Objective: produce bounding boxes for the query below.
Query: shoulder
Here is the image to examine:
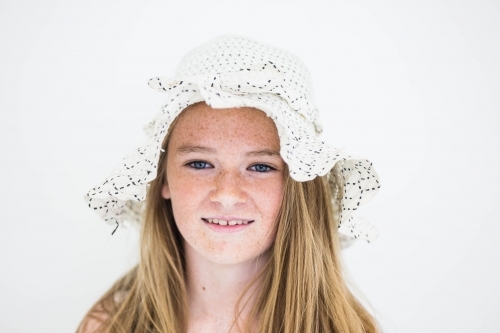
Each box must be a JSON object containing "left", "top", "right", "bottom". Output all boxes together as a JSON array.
[
  {"left": 76, "top": 290, "right": 129, "bottom": 333},
  {"left": 76, "top": 305, "right": 110, "bottom": 333}
]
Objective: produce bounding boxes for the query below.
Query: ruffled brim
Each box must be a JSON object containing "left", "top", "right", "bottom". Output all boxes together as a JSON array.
[{"left": 84, "top": 80, "right": 380, "bottom": 244}]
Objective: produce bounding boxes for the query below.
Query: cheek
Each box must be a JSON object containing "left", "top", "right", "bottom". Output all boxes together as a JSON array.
[
  {"left": 166, "top": 174, "right": 202, "bottom": 229},
  {"left": 264, "top": 179, "right": 285, "bottom": 234},
  {"left": 247, "top": 178, "right": 284, "bottom": 249},
  {"left": 255, "top": 179, "right": 285, "bottom": 220},
  {"left": 167, "top": 166, "right": 203, "bottom": 206}
]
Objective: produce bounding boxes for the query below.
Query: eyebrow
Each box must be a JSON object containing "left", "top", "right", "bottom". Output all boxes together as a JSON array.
[
  {"left": 176, "top": 145, "right": 280, "bottom": 157},
  {"left": 244, "top": 149, "right": 280, "bottom": 157},
  {"left": 177, "top": 145, "right": 217, "bottom": 155}
]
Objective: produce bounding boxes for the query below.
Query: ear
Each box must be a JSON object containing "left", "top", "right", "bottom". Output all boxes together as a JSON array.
[{"left": 161, "top": 182, "right": 171, "bottom": 199}]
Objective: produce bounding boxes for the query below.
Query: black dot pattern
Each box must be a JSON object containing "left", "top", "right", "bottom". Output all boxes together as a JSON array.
[
  {"left": 336, "top": 159, "right": 380, "bottom": 241},
  {"left": 84, "top": 35, "right": 381, "bottom": 243}
]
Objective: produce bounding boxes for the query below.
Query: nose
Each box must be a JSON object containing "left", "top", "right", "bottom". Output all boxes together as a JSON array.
[{"left": 209, "top": 170, "right": 247, "bottom": 208}]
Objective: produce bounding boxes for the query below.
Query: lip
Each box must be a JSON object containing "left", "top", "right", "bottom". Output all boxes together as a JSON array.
[
  {"left": 201, "top": 217, "right": 254, "bottom": 233},
  {"left": 205, "top": 216, "right": 254, "bottom": 222}
]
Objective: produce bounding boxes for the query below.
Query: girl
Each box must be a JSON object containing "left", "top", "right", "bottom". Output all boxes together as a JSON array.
[{"left": 78, "top": 35, "right": 381, "bottom": 333}]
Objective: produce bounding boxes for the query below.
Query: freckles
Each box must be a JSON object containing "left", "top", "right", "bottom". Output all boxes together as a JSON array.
[
  {"left": 204, "top": 237, "right": 229, "bottom": 255},
  {"left": 165, "top": 104, "right": 285, "bottom": 265},
  {"left": 255, "top": 184, "right": 284, "bottom": 214}
]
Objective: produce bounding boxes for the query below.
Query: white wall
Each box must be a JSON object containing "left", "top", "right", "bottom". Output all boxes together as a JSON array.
[{"left": 0, "top": 0, "right": 499, "bottom": 332}]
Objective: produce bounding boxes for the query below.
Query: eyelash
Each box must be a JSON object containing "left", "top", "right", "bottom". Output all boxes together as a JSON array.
[
  {"left": 188, "top": 161, "right": 212, "bottom": 169},
  {"left": 187, "top": 161, "right": 275, "bottom": 173},
  {"left": 249, "top": 164, "right": 274, "bottom": 173}
]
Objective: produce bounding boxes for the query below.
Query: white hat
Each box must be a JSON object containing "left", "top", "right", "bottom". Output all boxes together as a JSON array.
[{"left": 85, "top": 35, "right": 381, "bottom": 243}]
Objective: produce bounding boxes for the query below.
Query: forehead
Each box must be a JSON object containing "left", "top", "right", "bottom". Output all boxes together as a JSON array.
[{"left": 168, "top": 102, "right": 280, "bottom": 149}]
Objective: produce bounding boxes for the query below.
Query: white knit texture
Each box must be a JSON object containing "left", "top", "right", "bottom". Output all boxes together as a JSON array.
[{"left": 85, "top": 35, "right": 381, "bottom": 243}]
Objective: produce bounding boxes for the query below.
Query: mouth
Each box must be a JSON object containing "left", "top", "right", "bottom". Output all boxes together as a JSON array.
[{"left": 202, "top": 218, "right": 255, "bottom": 226}]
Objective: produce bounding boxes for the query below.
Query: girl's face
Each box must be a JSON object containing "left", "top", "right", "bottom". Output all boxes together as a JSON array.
[{"left": 162, "top": 102, "right": 285, "bottom": 265}]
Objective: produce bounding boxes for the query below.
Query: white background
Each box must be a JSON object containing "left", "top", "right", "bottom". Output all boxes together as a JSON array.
[{"left": 1, "top": 0, "right": 499, "bottom": 332}]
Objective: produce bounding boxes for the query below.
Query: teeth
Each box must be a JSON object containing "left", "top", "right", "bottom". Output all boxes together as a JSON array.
[{"left": 205, "top": 218, "right": 251, "bottom": 225}]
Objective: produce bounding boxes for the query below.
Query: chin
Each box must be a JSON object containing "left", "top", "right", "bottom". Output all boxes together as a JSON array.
[
  {"left": 202, "top": 252, "right": 263, "bottom": 266},
  {"left": 197, "top": 246, "right": 273, "bottom": 266}
]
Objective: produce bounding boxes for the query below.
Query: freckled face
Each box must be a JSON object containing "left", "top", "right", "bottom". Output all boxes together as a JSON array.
[{"left": 161, "top": 102, "right": 285, "bottom": 265}]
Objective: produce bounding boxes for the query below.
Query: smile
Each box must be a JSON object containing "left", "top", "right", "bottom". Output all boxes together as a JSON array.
[{"left": 202, "top": 218, "right": 254, "bottom": 226}]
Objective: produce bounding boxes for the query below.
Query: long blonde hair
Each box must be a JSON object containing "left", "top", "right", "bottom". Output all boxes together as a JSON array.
[{"left": 78, "top": 111, "right": 380, "bottom": 333}]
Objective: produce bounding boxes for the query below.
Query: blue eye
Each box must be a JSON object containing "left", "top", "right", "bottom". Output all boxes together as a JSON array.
[
  {"left": 250, "top": 164, "right": 274, "bottom": 173},
  {"left": 189, "top": 161, "right": 211, "bottom": 169}
]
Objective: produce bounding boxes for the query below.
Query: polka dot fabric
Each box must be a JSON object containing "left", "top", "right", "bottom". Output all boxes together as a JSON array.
[{"left": 85, "top": 35, "right": 381, "bottom": 243}]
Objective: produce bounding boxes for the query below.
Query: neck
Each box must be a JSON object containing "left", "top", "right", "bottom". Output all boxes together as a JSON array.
[{"left": 184, "top": 242, "right": 269, "bottom": 332}]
